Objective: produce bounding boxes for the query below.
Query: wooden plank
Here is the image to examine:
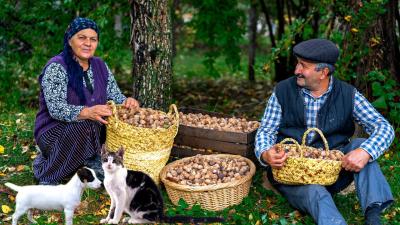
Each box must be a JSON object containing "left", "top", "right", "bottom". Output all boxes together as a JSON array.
[
  {"left": 177, "top": 125, "right": 256, "bottom": 144},
  {"left": 171, "top": 146, "right": 215, "bottom": 158},
  {"left": 171, "top": 145, "right": 257, "bottom": 160},
  {"left": 174, "top": 135, "right": 253, "bottom": 156}
]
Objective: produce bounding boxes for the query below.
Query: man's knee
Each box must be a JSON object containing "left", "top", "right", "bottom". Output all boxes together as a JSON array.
[{"left": 304, "top": 185, "right": 331, "bottom": 201}]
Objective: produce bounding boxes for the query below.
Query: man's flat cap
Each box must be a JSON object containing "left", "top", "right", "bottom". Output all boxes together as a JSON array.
[{"left": 293, "top": 39, "right": 339, "bottom": 64}]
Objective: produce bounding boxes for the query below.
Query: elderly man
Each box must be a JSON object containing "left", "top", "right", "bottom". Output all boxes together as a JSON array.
[{"left": 255, "top": 39, "right": 394, "bottom": 225}]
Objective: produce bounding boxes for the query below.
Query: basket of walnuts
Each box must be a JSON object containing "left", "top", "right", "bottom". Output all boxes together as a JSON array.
[
  {"left": 272, "top": 127, "right": 344, "bottom": 185},
  {"left": 160, "top": 154, "right": 256, "bottom": 211},
  {"left": 106, "top": 101, "right": 179, "bottom": 183}
]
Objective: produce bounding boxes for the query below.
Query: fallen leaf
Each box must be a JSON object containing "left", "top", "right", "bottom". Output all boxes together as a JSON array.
[
  {"left": 3, "top": 216, "right": 12, "bottom": 221},
  {"left": 269, "top": 211, "right": 279, "bottom": 220},
  {"left": 30, "top": 153, "right": 37, "bottom": 159},
  {"left": 16, "top": 165, "right": 25, "bottom": 172},
  {"left": 21, "top": 145, "right": 29, "bottom": 154},
  {"left": 249, "top": 213, "right": 253, "bottom": 221},
  {"left": 351, "top": 28, "right": 359, "bottom": 33},
  {"left": 8, "top": 167, "right": 16, "bottom": 172},
  {"left": 2, "top": 205, "right": 12, "bottom": 214},
  {"left": 0, "top": 145, "right": 4, "bottom": 154},
  {"left": 0, "top": 172, "right": 6, "bottom": 177},
  {"left": 344, "top": 15, "right": 352, "bottom": 22},
  {"left": 8, "top": 195, "right": 15, "bottom": 202}
]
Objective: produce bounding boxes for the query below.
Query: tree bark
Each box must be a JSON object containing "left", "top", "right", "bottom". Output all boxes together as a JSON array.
[
  {"left": 129, "top": 0, "right": 172, "bottom": 110},
  {"left": 259, "top": 0, "right": 276, "bottom": 47},
  {"left": 275, "top": 0, "right": 289, "bottom": 82},
  {"left": 248, "top": 1, "right": 257, "bottom": 82}
]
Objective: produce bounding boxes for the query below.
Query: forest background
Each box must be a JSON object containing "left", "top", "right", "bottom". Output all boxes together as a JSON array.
[{"left": 0, "top": 0, "right": 399, "bottom": 224}]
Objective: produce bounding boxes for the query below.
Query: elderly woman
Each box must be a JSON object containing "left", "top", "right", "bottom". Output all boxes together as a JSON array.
[{"left": 33, "top": 17, "right": 138, "bottom": 185}]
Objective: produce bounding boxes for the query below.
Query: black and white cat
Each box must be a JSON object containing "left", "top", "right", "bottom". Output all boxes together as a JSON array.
[{"left": 100, "top": 146, "right": 225, "bottom": 224}]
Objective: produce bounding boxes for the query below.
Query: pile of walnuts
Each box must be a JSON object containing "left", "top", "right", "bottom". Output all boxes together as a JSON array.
[
  {"left": 117, "top": 107, "right": 174, "bottom": 129},
  {"left": 277, "top": 144, "right": 344, "bottom": 161},
  {"left": 166, "top": 155, "right": 251, "bottom": 186},
  {"left": 179, "top": 112, "right": 260, "bottom": 133}
]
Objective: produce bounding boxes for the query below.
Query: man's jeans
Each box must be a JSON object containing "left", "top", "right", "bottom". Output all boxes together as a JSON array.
[{"left": 267, "top": 138, "right": 394, "bottom": 225}]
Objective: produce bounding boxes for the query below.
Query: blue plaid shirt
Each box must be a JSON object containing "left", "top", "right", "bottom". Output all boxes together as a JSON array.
[{"left": 255, "top": 77, "right": 395, "bottom": 166}]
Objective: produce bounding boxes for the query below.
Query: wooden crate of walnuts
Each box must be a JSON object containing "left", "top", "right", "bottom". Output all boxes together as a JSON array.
[{"left": 172, "top": 108, "right": 260, "bottom": 158}]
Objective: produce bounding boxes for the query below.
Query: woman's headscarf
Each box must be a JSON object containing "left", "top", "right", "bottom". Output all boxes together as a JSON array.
[{"left": 62, "top": 17, "right": 100, "bottom": 105}]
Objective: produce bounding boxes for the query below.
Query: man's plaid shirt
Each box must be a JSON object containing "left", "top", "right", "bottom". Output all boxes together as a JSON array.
[{"left": 255, "top": 78, "right": 395, "bottom": 166}]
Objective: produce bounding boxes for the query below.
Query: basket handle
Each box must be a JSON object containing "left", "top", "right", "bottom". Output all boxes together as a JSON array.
[
  {"left": 278, "top": 138, "right": 303, "bottom": 157},
  {"left": 301, "top": 127, "right": 329, "bottom": 153},
  {"left": 168, "top": 104, "right": 179, "bottom": 122},
  {"left": 107, "top": 100, "right": 119, "bottom": 121}
]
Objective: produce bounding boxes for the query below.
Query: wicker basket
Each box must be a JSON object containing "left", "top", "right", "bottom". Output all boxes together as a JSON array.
[
  {"left": 106, "top": 101, "right": 179, "bottom": 183},
  {"left": 160, "top": 154, "right": 256, "bottom": 211},
  {"left": 272, "top": 128, "right": 343, "bottom": 185}
]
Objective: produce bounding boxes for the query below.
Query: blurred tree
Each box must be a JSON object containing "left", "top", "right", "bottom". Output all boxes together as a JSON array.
[
  {"left": 189, "top": 0, "right": 245, "bottom": 77},
  {"left": 248, "top": 0, "right": 258, "bottom": 82},
  {"left": 129, "top": 0, "right": 172, "bottom": 110}
]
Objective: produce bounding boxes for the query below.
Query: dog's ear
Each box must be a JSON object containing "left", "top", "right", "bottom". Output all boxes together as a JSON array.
[
  {"left": 117, "top": 146, "right": 124, "bottom": 158},
  {"left": 101, "top": 144, "right": 107, "bottom": 156},
  {"left": 77, "top": 167, "right": 94, "bottom": 183}
]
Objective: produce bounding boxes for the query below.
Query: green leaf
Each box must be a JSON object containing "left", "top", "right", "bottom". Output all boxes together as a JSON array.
[
  {"left": 371, "top": 82, "right": 384, "bottom": 97},
  {"left": 279, "top": 218, "right": 289, "bottom": 225},
  {"left": 372, "top": 96, "right": 388, "bottom": 109},
  {"left": 177, "top": 198, "right": 189, "bottom": 209}
]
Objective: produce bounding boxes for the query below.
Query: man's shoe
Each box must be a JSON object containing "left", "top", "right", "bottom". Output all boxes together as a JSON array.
[{"left": 365, "top": 203, "right": 382, "bottom": 225}]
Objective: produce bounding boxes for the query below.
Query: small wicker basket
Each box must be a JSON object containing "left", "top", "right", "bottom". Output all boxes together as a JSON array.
[
  {"left": 160, "top": 154, "right": 256, "bottom": 211},
  {"left": 272, "top": 128, "right": 343, "bottom": 185},
  {"left": 106, "top": 101, "right": 179, "bottom": 184}
]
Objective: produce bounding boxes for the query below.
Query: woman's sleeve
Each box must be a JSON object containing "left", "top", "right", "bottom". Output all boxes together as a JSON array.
[{"left": 41, "top": 63, "right": 84, "bottom": 122}]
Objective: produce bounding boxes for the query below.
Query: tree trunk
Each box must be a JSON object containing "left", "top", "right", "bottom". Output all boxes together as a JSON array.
[
  {"left": 259, "top": 0, "right": 276, "bottom": 47},
  {"left": 275, "top": 0, "right": 289, "bottom": 82},
  {"left": 171, "top": 0, "right": 181, "bottom": 58},
  {"left": 129, "top": 0, "right": 172, "bottom": 110},
  {"left": 248, "top": 1, "right": 257, "bottom": 82}
]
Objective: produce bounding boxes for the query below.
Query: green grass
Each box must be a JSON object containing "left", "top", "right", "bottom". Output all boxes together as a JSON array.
[{"left": 0, "top": 107, "right": 399, "bottom": 225}]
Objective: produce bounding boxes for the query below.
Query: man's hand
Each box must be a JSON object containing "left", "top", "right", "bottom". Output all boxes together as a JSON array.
[
  {"left": 123, "top": 97, "right": 139, "bottom": 109},
  {"left": 261, "top": 145, "right": 288, "bottom": 169},
  {"left": 79, "top": 105, "right": 112, "bottom": 124},
  {"left": 342, "top": 148, "right": 371, "bottom": 172}
]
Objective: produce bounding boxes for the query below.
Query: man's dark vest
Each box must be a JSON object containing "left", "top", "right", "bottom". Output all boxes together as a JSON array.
[
  {"left": 275, "top": 76, "right": 356, "bottom": 149},
  {"left": 34, "top": 54, "right": 108, "bottom": 141}
]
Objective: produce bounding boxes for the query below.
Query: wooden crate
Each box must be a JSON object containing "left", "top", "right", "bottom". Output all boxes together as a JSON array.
[{"left": 172, "top": 107, "right": 257, "bottom": 158}]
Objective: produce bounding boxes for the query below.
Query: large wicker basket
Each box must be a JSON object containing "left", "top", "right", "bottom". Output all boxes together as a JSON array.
[
  {"left": 160, "top": 154, "right": 256, "bottom": 211},
  {"left": 106, "top": 101, "right": 179, "bottom": 183},
  {"left": 272, "top": 128, "right": 343, "bottom": 185}
]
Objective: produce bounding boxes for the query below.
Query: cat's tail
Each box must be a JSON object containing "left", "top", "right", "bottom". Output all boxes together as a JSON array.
[
  {"left": 5, "top": 182, "right": 22, "bottom": 192},
  {"left": 160, "top": 215, "right": 225, "bottom": 223}
]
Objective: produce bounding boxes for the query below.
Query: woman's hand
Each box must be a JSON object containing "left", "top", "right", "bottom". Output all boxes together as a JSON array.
[
  {"left": 123, "top": 97, "right": 139, "bottom": 109},
  {"left": 78, "top": 105, "right": 112, "bottom": 124},
  {"left": 261, "top": 145, "right": 288, "bottom": 169}
]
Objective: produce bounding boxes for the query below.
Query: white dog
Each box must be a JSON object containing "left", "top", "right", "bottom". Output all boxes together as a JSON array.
[{"left": 5, "top": 167, "right": 102, "bottom": 225}]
